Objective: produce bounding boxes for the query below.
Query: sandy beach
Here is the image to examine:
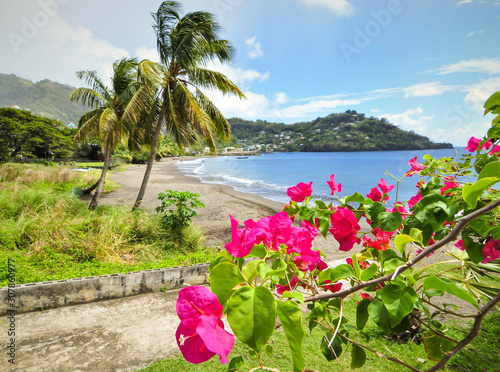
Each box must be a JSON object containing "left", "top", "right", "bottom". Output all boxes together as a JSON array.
[{"left": 99, "top": 157, "right": 348, "bottom": 259}]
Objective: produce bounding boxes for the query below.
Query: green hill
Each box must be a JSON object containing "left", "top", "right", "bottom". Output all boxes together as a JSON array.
[
  {"left": 0, "top": 73, "right": 87, "bottom": 125},
  {"left": 228, "top": 110, "right": 452, "bottom": 152}
]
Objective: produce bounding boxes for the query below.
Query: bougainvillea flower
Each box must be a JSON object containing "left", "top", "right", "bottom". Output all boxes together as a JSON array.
[
  {"left": 276, "top": 276, "right": 299, "bottom": 295},
  {"left": 329, "top": 207, "right": 361, "bottom": 251},
  {"left": 465, "top": 137, "right": 481, "bottom": 152},
  {"left": 455, "top": 240, "right": 465, "bottom": 250},
  {"left": 441, "top": 177, "right": 461, "bottom": 196},
  {"left": 176, "top": 286, "right": 234, "bottom": 364},
  {"left": 491, "top": 145, "right": 500, "bottom": 155},
  {"left": 322, "top": 280, "right": 342, "bottom": 293},
  {"left": 225, "top": 215, "right": 264, "bottom": 257},
  {"left": 377, "top": 178, "right": 395, "bottom": 194},
  {"left": 346, "top": 257, "right": 370, "bottom": 270},
  {"left": 257, "top": 211, "right": 293, "bottom": 251},
  {"left": 405, "top": 157, "right": 425, "bottom": 177},
  {"left": 287, "top": 181, "right": 313, "bottom": 202},
  {"left": 360, "top": 292, "right": 374, "bottom": 301},
  {"left": 327, "top": 174, "right": 342, "bottom": 194},
  {"left": 391, "top": 203, "right": 410, "bottom": 219},
  {"left": 482, "top": 139, "right": 493, "bottom": 151},
  {"left": 482, "top": 237, "right": 500, "bottom": 263},
  {"left": 408, "top": 193, "right": 423, "bottom": 209},
  {"left": 367, "top": 187, "right": 384, "bottom": 202},
  {"left": 362, "top": 228, "right": 393, "bottom": 251}
]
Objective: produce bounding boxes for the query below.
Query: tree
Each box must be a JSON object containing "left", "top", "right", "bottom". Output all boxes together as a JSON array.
[
  {"left": 0, "top": 108, "right": 75, "bottom": 161},
  {"left": 131, "top": 1, "right": 245, "bottom": 211},
  {"left": 71, "top": 57, "right": 146, "bottom": 209}
]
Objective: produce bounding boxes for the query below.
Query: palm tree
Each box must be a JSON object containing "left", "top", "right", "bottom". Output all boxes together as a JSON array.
[
  {"left": 131, "top": 1, "right": 245, "bottom": 211},
  {"left": 71, "top": 57, "right": 146, "bottom": 209}
]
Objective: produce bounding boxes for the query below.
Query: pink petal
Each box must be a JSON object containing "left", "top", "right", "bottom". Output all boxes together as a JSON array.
[
  {"left": 176, "top": 286, "right": 223, "bottom": 329},
  {"left": 287, "top": 181, "right": 313, "bottom": 202},
  {"left": 377, "top": 178, "right": 394, "bottom": 194},
  {"left": 327, "top": 174, "right": 342, "bottom": 194},
  {"left": 465, "top": 137, "right": 481, "bottom": 152},
  {"left": 196, "top": 315, "right": 235, "bottom": 364},
  {"left": 367, "top": 187, "right": 383, "bottom": 202},
  {"left": 176, "top": 323, "right": 215, "bottom": 364}
]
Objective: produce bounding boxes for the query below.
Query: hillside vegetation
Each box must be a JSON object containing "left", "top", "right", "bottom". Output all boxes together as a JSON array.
[
  {"left": 228, "top": 110, "right": 452, "bottom": 152},
  {"left": 0, "top": 73, "right": 87, "bottom": 124}
]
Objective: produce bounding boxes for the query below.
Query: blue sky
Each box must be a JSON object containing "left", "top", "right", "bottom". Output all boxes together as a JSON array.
[{"left": 1, "top": 0, "right": 500, "bottom": 145}]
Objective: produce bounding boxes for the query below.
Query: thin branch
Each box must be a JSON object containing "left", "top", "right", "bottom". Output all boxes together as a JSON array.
[
  {"left": 420, "top": 298, "right": 476, "bottom": 319},
  {"left": 339, "top": 334, "right": 422, "bottom": 372},
  {"left": 304, "top": 198, "right": 500, "bottom": 303},
  {"left": 409, "top": 313, "right": 459, "bottom": 343},
  {"left": 425, "top": 290, "right": 500, "bottom": 372}
]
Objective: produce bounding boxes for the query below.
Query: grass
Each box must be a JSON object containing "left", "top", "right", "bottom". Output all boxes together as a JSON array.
[
  {"left": 0, "top": 163, "right": 219, "bottom": 287},
  {"left": 137, "top": 296, "right": 500, "bottom": 372}
]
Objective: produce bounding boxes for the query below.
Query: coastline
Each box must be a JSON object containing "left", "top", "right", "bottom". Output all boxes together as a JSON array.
[{"left": 100, "top": 157, "right": 349, "bottom": 258}]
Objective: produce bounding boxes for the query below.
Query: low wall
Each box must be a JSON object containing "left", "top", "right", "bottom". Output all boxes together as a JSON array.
[{"left": 0, "top": 264, "right": 209, "bottom": 316}]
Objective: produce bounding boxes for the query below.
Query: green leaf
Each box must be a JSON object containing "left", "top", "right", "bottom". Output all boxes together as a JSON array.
[
  {"left": 351, "top": 344, "right": 367, "bottom": 369},
  {"left": 227, "top": 286, "right": 276, "bottom": 353},
  {"left": 242, "top": 260, "right": 264, "bottom": 284},
  {"left": 463, "top": 177, "right": 499, "bottom": 208},
  {"left": 321, "top": 332, "right": 343, "bottom": 361},
  {"left": 209, "top": 250, "right": 234, "bottom": 271},
  {"left": 360, "top": 263, "right": 379, "bottom": 282},
  {"left": 340, "top": 192, "right": 366, "bottom": 205},
  {"left": 367, "top": 300, "right": 392, "bottom": 336},
  {"left": 356, "top": 299, "right": 371, "bottom": 330},
  {"left": 277, "top": 301, "right": 305, "bottom": 372},
  {"left": 394, "top": 234, "right": 417, "bottom": 255},
  {"left": 478, "top": 161, "right": 500, "bottom": 180},
  {"left": 377, "top": 212, "right": 403, "bottom": 232},
  {"left": 209, "top": 262, "right": 246, "bottom": 307},
  {"left": 365, "top": 202, "right": 386, "bottom": 228},
  {"left": 423, "top": 276, "right": 479, "bottom": 309},
  {"left": 423, "top": 330, "right": 457, "bottom": 361},
  {"left": 282, "top": 290, "right": 304, "bottom": 304},
  {"left": 318, "top": 268, "right": 334, "bottom": 284},
  {"left": 227, "top": 355, "right": 246, "bottom": 372},
  {"left": 380, "top": 284, "right": 418, "bottom": 328},
  {"left": 331, "top": 264, "right": 355, "bottom": 282},
  {"left": 248, "top": 244, "right": 267, "bottom": 259},
  {"left": 265, "top": 259, "right": 287, "bottom": 279}
]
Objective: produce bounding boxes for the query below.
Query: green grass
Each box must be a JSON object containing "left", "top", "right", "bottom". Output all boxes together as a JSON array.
[
  {"left": 74, "top": 161, "right": 105, "bottom": 167},
  {"left": 0, "top": 163, "right": 218, "bottom": 287}
]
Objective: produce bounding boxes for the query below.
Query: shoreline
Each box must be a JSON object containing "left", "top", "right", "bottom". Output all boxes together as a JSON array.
[{"left": 100, "top": 158, "right": 348, "bottom": 258}]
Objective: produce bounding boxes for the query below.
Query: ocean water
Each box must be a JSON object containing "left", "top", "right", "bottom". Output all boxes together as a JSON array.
[{"left": 176, "top": 148, "right": 465, "bottom": 205}]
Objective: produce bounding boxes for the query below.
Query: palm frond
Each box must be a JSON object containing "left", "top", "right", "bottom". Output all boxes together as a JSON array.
[
  {"left": 70, "top": 87, "right": 107, "bottom": 109},
  {"left": 74, "top": 70, "right": 111, "bottom": 101}
]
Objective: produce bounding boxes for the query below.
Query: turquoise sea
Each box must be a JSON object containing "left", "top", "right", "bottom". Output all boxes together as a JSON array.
[{"left": 177, "top": 148, "right": 465, "bottom": 206}]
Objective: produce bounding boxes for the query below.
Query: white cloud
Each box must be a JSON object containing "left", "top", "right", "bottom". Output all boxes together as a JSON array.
[
  {"left": 402, "top": 82, "right": 457, "bottom": 98},
  {"left": 462, "top": 76, "right": 500, "bottom": 112},
  {"left": 298, "top": 0, "right": 354, "bottom": 17},
  {"left": 457, "top": 0, "right": 474, "bottom": 5},
  {"left": 433, "top": 57, "right": 500, "bottom": 75},
  {"left": 271, "top": 98, "right": 361, "bottom": 119},
  {"left": 205, "top": 89, "right": 270, "bottom": 119},
  {"left": 206, "top": 62, "right": 270, "bottom": 85},
  {"left": 135, "top": 46, "right": 159, "bottom": 63},
  {"left": 274, "top": 92, "right": 289, "bottom": 104},
  {"left": 381, "top": 107, "right": 435, "bottom": 135},
  {"left": 245, "top": 36, "right": 263, "bottom": 59}
]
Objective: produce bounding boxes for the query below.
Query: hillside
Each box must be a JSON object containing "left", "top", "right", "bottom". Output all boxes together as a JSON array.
[
  {"left": 0, "top": 73, "right": 87, "bottom": 125},
  {"left": 228, "top": 111, "right": 452, "bottom": 152}
]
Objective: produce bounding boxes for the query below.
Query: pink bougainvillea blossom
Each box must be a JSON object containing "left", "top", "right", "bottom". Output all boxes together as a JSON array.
[
  {"left": 482, "top": 139, "right": 493, "bottom": 151},
  {"left": 327, "top": 174, "right": 342, "bottom": 194},
  {"left": 367, "top": 178, "right": 394, "bottom": 202},
  {"left": 329, "top": 207, "right": 361, "bottom": 251},
  {"left": 360, "top": 292, "right": 374, "bottom": 301},
  {"left": 465, "top": 137, "right": 481, "bottom": 152},
  {"left": 362, "top": 228, "right": 394, "bottom": 251},
  {"left": 455, "top": 239, "right": 465, "bottom": 251},
  {"left": 482, "top": 237, "right": 500, "bottom": 263},
  {"left": 257, "top": 211, "right": 293, "bottom": 251},
  {"left": 322, "top": 280, "right": 343, "bottom": 293},
  {"left": 408, "top": 193, "right": 423, "bottom": 209},
  {"left": 276, "top": 276, "right": 299, "bottom": 295},
  {"left": 441, "top": 177, "right": 461, "bottom": 196},
  {"left": 287, "top": 181, "right": 313, "bottom": 202},
  {"left": 405, "top": 157, "right": 425, "bottom": 177},
  {"left": 391, "top": 203, "right": 410, "bottom": 219},
  {"left": 367, "top": 187, "right": 384, "bottom": 202},
  {"left": 346, "top": 257, "right": 370, "bottom": 270},
  {"left": 225, "top": 215, "right": 264, "bottom": 257},
  {"left": 176, "top": 286, "right": 234, "bottom": 364},
  {"left": 491, "top": 145, "right": 500, "bottom": 155}
]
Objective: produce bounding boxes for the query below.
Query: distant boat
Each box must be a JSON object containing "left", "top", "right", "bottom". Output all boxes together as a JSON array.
[{"left": 237, "top": 156, "right": 248, "bottom": 159}]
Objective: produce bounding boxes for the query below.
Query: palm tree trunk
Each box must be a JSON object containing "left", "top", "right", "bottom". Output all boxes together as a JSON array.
[
  {"left": 88, "top": 140, "right": 112, "bottom": 210},
  {"left": 132, "top": 110, "right": 165, "bottom": 211}
]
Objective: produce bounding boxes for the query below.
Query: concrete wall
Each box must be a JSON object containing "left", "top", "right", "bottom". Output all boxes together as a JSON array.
[{"left": 0, "top": 264, "right": 209, "bottom": 315}]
